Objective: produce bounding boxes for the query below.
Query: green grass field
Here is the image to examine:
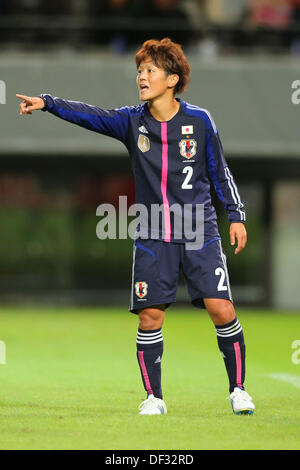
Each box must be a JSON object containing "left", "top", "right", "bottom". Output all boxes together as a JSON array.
[{"left": 0, "top": 306, "right": 299, "bottom": 450}]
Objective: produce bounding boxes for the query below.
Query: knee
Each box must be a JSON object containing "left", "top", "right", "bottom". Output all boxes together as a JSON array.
[
  {"left": 138, "top": 305, "right": 165, "bottom": 330},
  {"left": 205, "top": 299, "right": 236, "bottom": 325}
]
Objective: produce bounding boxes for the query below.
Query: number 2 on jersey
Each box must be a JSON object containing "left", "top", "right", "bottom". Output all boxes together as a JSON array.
[
  {"left": 215, "top": 267, "right": 228, "bottom": 291},
  {"left": 182, "top": 166, "right": 193, "bottom": 189}
]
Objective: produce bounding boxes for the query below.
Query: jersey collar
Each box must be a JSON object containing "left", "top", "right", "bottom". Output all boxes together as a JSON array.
[{"left": 144, "top": 98, "right": 184, "bottom": 126}]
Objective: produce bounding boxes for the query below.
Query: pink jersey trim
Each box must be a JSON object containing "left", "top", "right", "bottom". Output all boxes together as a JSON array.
[
  {"left": 138, "top": 351, "right": 153, "bottom": 395},
  {"left": 160, "top": 122, "right": 171, "bottom": 242}
]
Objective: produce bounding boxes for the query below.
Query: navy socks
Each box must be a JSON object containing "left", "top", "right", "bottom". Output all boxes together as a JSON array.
[
  {"left": 136, "top": 318, "right": 246, "bottom": 398},
  {"left": 136, "top": 328, "right": 163, "bottom": 399},
  {"left": 215, "top": 317, "right": 246, "bottom": 393}
]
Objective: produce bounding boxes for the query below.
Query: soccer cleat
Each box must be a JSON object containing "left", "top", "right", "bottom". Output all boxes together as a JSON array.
[
  {"left": 229, "top": 387, "right": 255, "bottom": 415},
  {"left": 138, "top": 395, "right": 167, "bottom": 415}
]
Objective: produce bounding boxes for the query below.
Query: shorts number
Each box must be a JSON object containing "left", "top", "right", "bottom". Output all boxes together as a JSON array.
[
  {"left": 215, "top": 267, "right": 227, "bottom": 291},
  {"left": 182, "top": 166, "right": 193, "bottom": 189}
]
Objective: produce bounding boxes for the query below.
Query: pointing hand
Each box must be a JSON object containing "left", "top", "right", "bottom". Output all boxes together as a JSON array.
[{"left": 16, "top": 94, "right": 45, "bottom": 115}]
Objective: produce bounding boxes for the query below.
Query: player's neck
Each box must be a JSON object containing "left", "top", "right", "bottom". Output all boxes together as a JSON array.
[{"left": 147, "top": 95, "right": 180, "bottom": 122}]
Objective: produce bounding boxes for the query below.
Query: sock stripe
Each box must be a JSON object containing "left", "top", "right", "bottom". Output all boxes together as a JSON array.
[
  {"left": 216, "top": 325, "right": 243, "bottom": 338},
  {"left": 137, "top": 351, "right": 153, "bottom": 395},
  {"left": 137, "top": 331, "right": 162, "bottom": 338},
  {"left": 215, "top": 319, "right": 242, "bottom": 338},
  {"left": 216, "top": 320, "right": 240, "bottom": 333},
  {"left": 233, "top": 341, "right": 243, "bottom": 388},
  {"left": 137, "top": 329, "right": 163, "bottom": 345}
]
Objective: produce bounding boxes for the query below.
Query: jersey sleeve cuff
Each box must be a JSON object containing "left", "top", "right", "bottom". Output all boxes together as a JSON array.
[
  {"left": 229, "top": 219, "right": 246, "bottom": 224},
  {"left": 39, "top": 94, "right": 51, "bottom": 112}
]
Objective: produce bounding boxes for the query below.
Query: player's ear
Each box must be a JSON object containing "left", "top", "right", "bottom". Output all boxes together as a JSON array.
[{"left": 168, "top": 74, "right": 179, "bottom": 90}]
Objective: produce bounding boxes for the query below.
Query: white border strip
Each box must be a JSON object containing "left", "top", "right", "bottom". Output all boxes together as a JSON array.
[
  {"left": 130, "top": 244, "right": 137, "bottom": 311},
  {"left": 268, "top": 373, "right": 300, "bottom": 389}
]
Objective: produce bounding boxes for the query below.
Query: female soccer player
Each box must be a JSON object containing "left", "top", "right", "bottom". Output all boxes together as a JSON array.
[{"left": 17, "top": 38, "right": 255, "bottom": 416}]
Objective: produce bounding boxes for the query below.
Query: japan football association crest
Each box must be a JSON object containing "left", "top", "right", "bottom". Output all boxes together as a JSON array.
[
  {"left": 138, "top": 134, "right": 150, "bottom": 153},
  {"left": 135, "top": 281, "right": 148, "bottom": 299},
  {"left": 179, "top": 139, "right": 197, "bottom": 159}
]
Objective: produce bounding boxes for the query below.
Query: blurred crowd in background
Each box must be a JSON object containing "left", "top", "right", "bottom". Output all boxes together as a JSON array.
[{"left": 0, "top": 0, "right": 300, "bottom": 55}]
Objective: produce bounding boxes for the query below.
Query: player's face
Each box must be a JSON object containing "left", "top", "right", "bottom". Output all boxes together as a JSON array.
[{"left": 137, "top": 58, "right": 176, "bottom": 101}]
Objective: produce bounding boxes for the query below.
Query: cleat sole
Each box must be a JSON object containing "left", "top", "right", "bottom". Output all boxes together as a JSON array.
[{"left": 234, "top": 409, "right": 254, "bottom": 415}]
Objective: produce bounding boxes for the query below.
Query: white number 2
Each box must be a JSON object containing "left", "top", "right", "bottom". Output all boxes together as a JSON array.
[
  {"left": 215, "top": 267, "right": 228, "bottom": 291},
  {"left": 182, "top": 166, "right": 193, "bottom": 189}
]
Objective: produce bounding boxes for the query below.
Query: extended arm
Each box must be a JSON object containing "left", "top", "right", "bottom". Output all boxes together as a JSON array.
[{"left": 16, "top": 93, "right": 130, "bottom": 143}]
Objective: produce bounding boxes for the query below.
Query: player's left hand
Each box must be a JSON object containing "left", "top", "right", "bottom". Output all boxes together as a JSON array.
[{"left": 229, "top": 222, "right": 247, "bottom": 255}]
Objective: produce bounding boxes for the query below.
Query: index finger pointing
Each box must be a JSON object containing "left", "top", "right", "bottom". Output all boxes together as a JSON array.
[{"left": 16, "top": 94, "right": 29, "bottom": 100}]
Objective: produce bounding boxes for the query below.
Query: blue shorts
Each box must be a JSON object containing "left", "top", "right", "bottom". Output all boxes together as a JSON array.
[{"left": 129, "top": 238, "right": 233, "bottom": 314}]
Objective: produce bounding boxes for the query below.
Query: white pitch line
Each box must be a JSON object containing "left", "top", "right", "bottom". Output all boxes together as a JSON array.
[{"left": 268, "top": 373, "right": 300, "bottom": 389}]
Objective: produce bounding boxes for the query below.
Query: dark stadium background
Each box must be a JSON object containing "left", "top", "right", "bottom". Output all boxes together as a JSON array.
[{"left": 0, "top": 0, "right": 299, "bottom": 310}]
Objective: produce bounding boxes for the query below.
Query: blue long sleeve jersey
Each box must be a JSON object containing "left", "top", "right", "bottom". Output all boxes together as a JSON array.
[{"left": 41, "top": 94, "right": 245, "bottom": 243}]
